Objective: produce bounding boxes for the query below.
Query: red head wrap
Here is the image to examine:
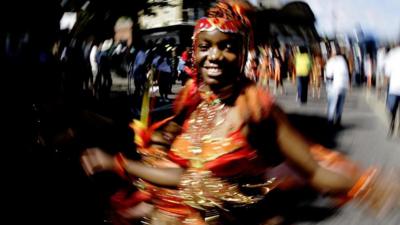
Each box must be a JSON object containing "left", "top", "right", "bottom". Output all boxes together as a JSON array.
[{"left": 191, "top": 0, "right": 257, "bottom": 82}]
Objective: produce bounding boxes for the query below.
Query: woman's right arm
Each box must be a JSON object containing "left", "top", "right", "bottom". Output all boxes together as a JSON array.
[
  {"left": 81, "top": 80, "right": 198, "bottom": 187},
  {"left": 81, "top": 147, "right": 183, "bottom": 187}
]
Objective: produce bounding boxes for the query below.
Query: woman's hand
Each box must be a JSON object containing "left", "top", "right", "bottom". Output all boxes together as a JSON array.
[
  {"left": 117, "top": 202, "right": 154, "bottom": 219},
  {"left": 81, "top": 147, "right": 183, "bottom": 186},
  {"left": 81, "top": 147, "right": 116, "bottom": 175}
]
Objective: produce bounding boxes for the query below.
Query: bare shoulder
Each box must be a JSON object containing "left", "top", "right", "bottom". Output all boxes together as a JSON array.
[{"left": 241, "top": 84, "right": 276, "bottom": 122}]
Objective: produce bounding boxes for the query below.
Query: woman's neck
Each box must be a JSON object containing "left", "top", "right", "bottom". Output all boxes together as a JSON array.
[{"left": 200, "top": 83, "right": 240, "bottom": 105}]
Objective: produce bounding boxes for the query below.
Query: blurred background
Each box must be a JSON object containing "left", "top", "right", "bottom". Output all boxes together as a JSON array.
[{"left": 3, "top": 0, "right": 399, "bottom": 224}]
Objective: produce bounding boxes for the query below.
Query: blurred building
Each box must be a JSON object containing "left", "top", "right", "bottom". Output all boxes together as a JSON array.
[
  {"left": 137, "top": 0, "right": 319, "bottom": 48},
  {"left": 252, "top": 0, "right": 283, "bottom": 8},
  {"left": 139, "top": 0, "right": 183, "bottom": 29},
  {"left": 138, "top": 0, "right": 212, "bottom": 48},
  {"left": 253, "top": 1, "right": 320, "bottom": 46}
]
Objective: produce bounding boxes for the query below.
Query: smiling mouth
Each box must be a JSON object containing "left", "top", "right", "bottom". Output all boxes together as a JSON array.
[{"left": 204, "top": 67, "right": 222, "bottom": 76}]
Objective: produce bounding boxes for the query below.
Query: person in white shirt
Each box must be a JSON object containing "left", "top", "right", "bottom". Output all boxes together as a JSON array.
[
  {"left": 376, "top": 46, "right": 388, "bottom": 97},
  {"left": 384, "top": 44, "right": 400, "bottom": 136},
  {"left": 325, "top": 44, "right": 350, "bottom": 126}
]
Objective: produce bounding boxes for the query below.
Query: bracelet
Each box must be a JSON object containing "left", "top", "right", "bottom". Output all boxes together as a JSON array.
[
  {"left": 114, "top": 153, "right": 129, "bottom": 179},
  {"left": 347, "top": 167, "right": 378, "bottom": 199}
]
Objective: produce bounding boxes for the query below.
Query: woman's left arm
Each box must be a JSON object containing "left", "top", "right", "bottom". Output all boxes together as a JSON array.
[{"left": 270, "top": 105, "right": 357, "bottom": 194}]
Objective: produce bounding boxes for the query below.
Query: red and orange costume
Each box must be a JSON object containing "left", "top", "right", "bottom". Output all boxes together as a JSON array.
[
  {"left": 109, "top": 1, "right": 380, "bottom": 225},
  {"left": 112, "top": 79, "right": 368, "bottom": 225}
]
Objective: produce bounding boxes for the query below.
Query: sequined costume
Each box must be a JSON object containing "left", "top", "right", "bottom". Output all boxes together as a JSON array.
[
  {"left": 114, "top": 77, "right": 362, "bottom": 225},
  {"left": 109, "top": 1, "right": 375, "bottom": 224}
]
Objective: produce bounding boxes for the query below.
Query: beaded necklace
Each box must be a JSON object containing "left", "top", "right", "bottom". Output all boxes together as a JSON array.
[{"left": 185, "top": 85, "right": 229, "bottom": 154}]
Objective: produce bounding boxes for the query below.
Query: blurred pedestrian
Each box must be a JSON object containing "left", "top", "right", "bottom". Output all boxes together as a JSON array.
[
  {"left": 325, "top": 43, "right": 351, "bottom": 127},
  {"left": 384, "top": 43, "right": 400, "bottom": 137},
  {"left": 294, "top": 46, "right": 312, "bottom": 104}
]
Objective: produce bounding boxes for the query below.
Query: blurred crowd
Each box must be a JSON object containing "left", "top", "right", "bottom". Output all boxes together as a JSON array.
[{"left": 40, "top": 14, "right": 400, "bottom": 137}]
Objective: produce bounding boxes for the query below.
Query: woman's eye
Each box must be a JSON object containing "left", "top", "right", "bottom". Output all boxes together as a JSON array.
[
  {"left": 198, "top": 43, "right": 209, "bottom": 51},
  {"left": 223, "top": 42, "right": 237, "bottom": 52}
]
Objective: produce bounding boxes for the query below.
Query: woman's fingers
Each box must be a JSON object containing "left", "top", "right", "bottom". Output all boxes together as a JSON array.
[
  {"left": 80, "top": 148, "right": 111, "bottom": 175},
  {"left": 81, "top": 154, "right": 94, "bottom": 175}
]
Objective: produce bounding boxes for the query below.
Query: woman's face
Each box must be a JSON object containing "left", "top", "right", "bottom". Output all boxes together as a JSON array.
[{"left": 195, "top": 29, "right": 243, "bottom": 88}]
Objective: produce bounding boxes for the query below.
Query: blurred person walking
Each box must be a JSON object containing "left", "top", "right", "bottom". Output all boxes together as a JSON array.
[
  {"left": 384, "top": 43, "right": 400, "bottom": 137},
  {"left": 294, "top": 46, "right": 312, "bottom": 104},
  {"left": 95, "top": 17, "right": 135, "bottom": 99},
  {"left": 311, "top": 51, "right": 324, "bottom": 99},
  {"left": 376, "top": 46, "right": 388, "bottom": 99},
  {"left": 364, "top": 54, "right": 374, "bottom": 98},
  {"left": 257, "top": 44, "right": 273, "bottom": 90},
  {"left": 152, "top": 41, "right": 173, "bottom": 102},
  {"left": 324, "top": 44, "right": 351, "bottom": 127},
  {"left": 272, "top": 48, "right": 285, "bottom": 95}
]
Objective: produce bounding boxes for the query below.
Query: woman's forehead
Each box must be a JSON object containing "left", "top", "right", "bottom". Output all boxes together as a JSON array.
[{"left": 197, "top": 30, "right": 241, "bottom": 42}]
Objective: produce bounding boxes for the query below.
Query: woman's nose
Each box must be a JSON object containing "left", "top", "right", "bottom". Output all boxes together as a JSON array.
[{"left": 209, "top": 47, "right": 222, "bottom": 61}]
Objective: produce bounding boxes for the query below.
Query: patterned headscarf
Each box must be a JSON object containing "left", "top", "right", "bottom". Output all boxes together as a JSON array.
[{"left": 192, "top": 0, "right": 257, "bottom": 81}]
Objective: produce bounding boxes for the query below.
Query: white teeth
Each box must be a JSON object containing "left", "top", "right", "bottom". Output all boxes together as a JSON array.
[{"left": 206, "top": 67, "right": 222, "bottom": 75}]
